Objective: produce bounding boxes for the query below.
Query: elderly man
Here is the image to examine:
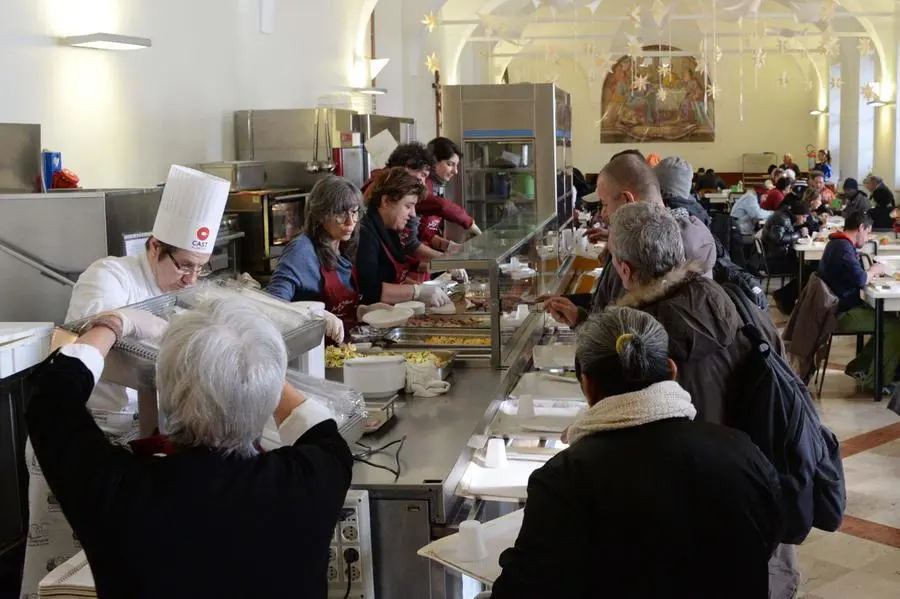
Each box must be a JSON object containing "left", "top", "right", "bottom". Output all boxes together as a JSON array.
[
  {"left": 26, "top": 299, "right": 352, "bottom": 598},
  {"left": 545, "top": 153, "right": 716, "bottom": 327}
]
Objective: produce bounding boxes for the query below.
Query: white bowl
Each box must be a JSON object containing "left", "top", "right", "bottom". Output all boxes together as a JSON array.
[
  {"left": 396, "top": 300, "right": 426, "bottom": 316},
  {"left": 361, "top": 307, "right": 414, "bottom": 328},
  {"left": 343, "top": 355, "right": 406, "bottom": 398}
]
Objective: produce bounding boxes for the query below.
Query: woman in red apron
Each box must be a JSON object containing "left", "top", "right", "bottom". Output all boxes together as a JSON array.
[
  {"left": 356, "top": 167, "right": 452, "bottom": 308},
  {"left": 267, "top": 175, "right": 364, "bottom": 343}
]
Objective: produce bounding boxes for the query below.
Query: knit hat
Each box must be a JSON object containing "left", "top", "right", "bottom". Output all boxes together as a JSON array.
[
  {"left": 654, "top": 156, "right": 693, "bottom": 199},
  {"left": 843, "top": 178, "right": 859, "bottom": 191}
]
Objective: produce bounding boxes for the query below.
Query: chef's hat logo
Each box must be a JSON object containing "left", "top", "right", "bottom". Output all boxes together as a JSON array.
[{"left": 196, "top": 227, "right": 210, "bottom": 241}]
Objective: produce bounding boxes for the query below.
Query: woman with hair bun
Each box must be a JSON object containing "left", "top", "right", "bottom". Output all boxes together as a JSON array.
[{"left": 492, "top": 307, "right": 784, "bottom": 599}]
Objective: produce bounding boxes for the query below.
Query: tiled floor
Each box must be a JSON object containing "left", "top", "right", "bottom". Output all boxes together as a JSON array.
[{"left": 776, "top": 308, "right": 900, "bottom": 598}]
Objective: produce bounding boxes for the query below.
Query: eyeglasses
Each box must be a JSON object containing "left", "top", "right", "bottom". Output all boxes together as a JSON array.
[
  {"left": 167, "top": 251, "right": 212, "bottom": 278},
  {"left": 329, "top": 208, "right": 360, "bottom": 224}
]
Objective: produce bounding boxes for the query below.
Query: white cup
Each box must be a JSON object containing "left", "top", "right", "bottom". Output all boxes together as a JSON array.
[
  {"left": 517, "top": 394, "right": 535, "bottom": 419},
  {"left": 562, "top": 229, "right": 574, "bottom": 250},
  {"left": 515, "top": 304, "right": 530, "bottom": 320},
  {"left": 484, "top": 438, "right": 509, "bottom": 469},
  {"left": 458, "top": 520, "right": 489, "bottom": 561}
]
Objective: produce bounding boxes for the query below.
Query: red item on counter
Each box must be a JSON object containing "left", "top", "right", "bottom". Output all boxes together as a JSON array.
[{"left": 52, "top": 168, "right": 80, "bottom": 189}]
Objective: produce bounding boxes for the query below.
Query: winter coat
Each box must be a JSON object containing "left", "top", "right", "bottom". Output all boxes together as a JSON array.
[
  {"left": 665, "top": 194, "right": 710, "bottom": 225},
  {"left": 492, "top": 415, "right": 783, "bottom": 599},
  {"left": 731, "top": 191, "right": 773, "bottom": 235},
  {"left": 817, "top": 232, "right": 867, "bottom": 313},
  {"left": 783, "top": 273, "right": 840, "bottom": 383},
  {"left": 762, "top": 207, "right": 801, "bottom": 259},
  {"left": 616, "top": 263, "right": 781, "bottom": 425},
  {"left": 842, "top": 189, "right": 871, "bottom": 218}
]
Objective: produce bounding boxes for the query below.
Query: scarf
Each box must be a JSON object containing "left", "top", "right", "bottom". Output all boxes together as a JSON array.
[
  {"left": 566, "top": 380, "right": 697, "bottom": 445},
  {"left": 361, "top": 210, "right": 406, "bottom": 263}
]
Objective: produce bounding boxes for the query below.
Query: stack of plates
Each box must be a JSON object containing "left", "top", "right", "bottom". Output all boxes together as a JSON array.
[{"left": 38, "top": 552, "right": 95, "bottom": 598}]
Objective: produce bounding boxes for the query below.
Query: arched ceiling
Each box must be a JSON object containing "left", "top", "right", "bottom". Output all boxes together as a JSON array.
[{"left": 433, "top": 0, "right": 893, "bottom": 86}]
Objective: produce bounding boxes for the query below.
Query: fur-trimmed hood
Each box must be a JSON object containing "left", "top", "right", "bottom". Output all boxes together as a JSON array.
[{"left": 616, "top": 262, "right": 742, "bottom": 363}]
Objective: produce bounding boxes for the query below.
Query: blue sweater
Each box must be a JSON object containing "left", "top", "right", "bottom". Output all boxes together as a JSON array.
[
  {"left": 817, "top": 234, "right": 866, "bottom": 313},
  {"left": 266, "top": 234, "right": 353, "bottom": 302}
]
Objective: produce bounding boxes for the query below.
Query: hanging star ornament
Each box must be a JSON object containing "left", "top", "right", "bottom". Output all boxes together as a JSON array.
[
  {"left": 706, "top": 82, "right": 720, "bottom": 100},
  {"left": 626, "top": 35, "right": 643, "bottom": 57},
  {"left": 425, "top": 53, "right": 439, "bottom": 74},
  {"left": 421, "top": 12, "right": 438, "bottom": 33},
  {"left": 778, "top": 71, "right": 790, "bottom": 88},
  {"left": 585, "top": 0, "right": 603, "bottom": 14},
  {"left": 594, "top": 53, "right": 613, "bottom": 74},
  {"left": 715, "top": 45, "right": 724, "bottom": 63},
  {"left": 753, "top": 48, "right": 767, "bottom": 69},
  {"left": 659, "top": 62, "right": 672, "bottom": 78},
  {"left": 830, "top": 76, "right": 843, "bottom": 89},
  {"left": 818, "top": 39, "right": 839, "bottom": 57},
  {"left": 656, "top": 87, "right": 669, "bottom": 102},
  {"left": 695, "top": 60, "right": 708, "bottom": 75},
  {"left": 632, "top": 74, "right": 650, "bottom": 92},
  {"left": 651, "top": 0, "right": 667, "bottom": 26},
  {"left": 857, "top": 37, "right": 874, "bottom": 56},
  {"left": 861, "top": 82, "right": 877, "bottom": 101},
  {"left": 629, "top": 6, "right": 641, "bottom": 28},
  {"left": 640, "top": 57, "right": 653, "bottom": 68}
]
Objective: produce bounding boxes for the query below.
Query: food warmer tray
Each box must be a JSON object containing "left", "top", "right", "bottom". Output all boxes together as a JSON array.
[
  {"left": 325, "top": 350, "right": 456, "bottom": 383},
  {"left": 405, "top": 314, "right": 491, "bottom": 329},
  {"left": 61, "top": 282, "right": 325, "bottom": 390},
  {"left": 382, "top": 327, "right": 493, "bottom": 355}
]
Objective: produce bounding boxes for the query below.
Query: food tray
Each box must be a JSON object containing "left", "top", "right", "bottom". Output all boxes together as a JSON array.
[
  {"left": 383, "top": 328, "right": 492, "bottom": 354},
  {"left": 326, "top": 350, "right": 456, "bottom": 381},
  {"left": 62, "top": 281, "right": 325, "bottom": 390},
  {"left": 488, "top": 398, "right": 586, "bottom": 439},
  {"left": 340, "top": 411, "right": 366, "bottom": 446},
  {"left": 532, "top": 344, "right": 576, "bottom": 371},
  {"left": 406, "top": 315, "right": 491, "bottom": 329},
  {"left": 363, "top": 394, "right": 399, "bottom": 435}
]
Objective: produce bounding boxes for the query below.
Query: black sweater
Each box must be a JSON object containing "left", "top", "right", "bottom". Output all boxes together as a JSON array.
[
  {"left": 26, "top": 353, "right": 353, "bottom": 599},
  {"left": 357, "top": 211, "right": 409, "bottom": 304}
]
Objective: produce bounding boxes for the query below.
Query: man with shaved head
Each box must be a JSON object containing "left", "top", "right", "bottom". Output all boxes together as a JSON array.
[{"left": 545, "top": 153, "right": 716, "bottom": 327}]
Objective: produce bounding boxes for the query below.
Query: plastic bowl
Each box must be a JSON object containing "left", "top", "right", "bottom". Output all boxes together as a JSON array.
[{"left": 361, "top": 307, "right": 414, "bottom": 329}]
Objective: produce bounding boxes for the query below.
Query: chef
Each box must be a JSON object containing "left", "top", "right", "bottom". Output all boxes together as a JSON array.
[
  {"left": 357, "top": 167, "right": 451, "bottom": 307},
  {"left": 266, "top": 175, "right": 363, "bottom": 343},
  {"left": 20, "top": 165, "right": 230, "bottom": 598}
]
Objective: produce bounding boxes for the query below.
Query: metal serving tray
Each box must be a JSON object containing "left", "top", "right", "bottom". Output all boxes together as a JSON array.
[
  {"left": 62, "top": 281, "right": 325, "bottom": 390},
  {"left": 404, "top": 314, "right": 491, "bottom": 329},
  {"left": 383, "top": 327, "right": 492, "bottom": 353}
]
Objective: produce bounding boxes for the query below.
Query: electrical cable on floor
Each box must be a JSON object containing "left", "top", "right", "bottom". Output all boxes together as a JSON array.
[{"left": 352, "top": 436, "right": 406, "bottom": 482}]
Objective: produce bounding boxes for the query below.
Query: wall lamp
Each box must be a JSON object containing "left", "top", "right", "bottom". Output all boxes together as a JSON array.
[
  {"left": 809, "top": 109, "right": 829, "bottom": 116},
  {"left": 58, "top": 33, "right": 152, "bottom": 51},
  {"left": 867, "top": 99, "right": 896, "bottom": 108}
]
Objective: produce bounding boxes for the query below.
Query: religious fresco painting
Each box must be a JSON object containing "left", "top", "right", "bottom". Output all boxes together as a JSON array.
[{"left": 600, "top": 46, "right": 715, "bottom": 143}]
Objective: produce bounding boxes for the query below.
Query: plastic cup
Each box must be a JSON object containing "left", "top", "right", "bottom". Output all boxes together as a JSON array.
[
  {"left": 517, "top": 394, "right": 535, "bottom": 419},
  {"left": 484, "top": 438, "right": 509, "bottom": 469},
  {"left": 516, "top": 304, "right": 530, "bottom": 320},
  {"left": 458, "top": 520, "right": 489, "bottom": 561}
]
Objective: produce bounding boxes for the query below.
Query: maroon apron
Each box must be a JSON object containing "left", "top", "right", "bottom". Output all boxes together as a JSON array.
[
  {"left": 320, "top": 264, "right": 362, "bottom": 341},
  {"left": 398, "top": 228, "right": 428, "bottom": 283},
  {"left": 379, "top": 240, "right": 421, "bottom": 285},
  {"left": 418, "top": 214, "right": 444, "bottom": 247}
]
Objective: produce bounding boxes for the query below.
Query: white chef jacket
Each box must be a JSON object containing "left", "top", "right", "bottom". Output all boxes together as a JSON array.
[{"left": 65, "top": 252, "right": 162, "bottom": 428}]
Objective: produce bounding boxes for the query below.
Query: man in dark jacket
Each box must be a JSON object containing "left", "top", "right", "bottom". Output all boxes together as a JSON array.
[
  {"left": 697, "top": 168, "right": 727, "bottom": 190},
  {"left": 655, "top": 156, "right": 710, "bottom": 224},
  {"left": 864, "top": 174, "right": 895, "bottom": 209},
  {"left": 818, "top": 212, "right": 900, "bottom": 390},
  {"left": 841, "top": 177, "right": 871, "bottom": 218},
  {"left": 26, "top": 301, "right": 353, "bottom": 599},
  {"left": 543, "top": 154, "right": 716, "bottom": 327},
  {"left": 491, "top": 307, "right": 783, "bottom": 599}
]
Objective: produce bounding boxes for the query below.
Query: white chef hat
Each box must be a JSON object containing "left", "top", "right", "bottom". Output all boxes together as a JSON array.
[{"left": 152, "top": 166, "right": 230, "bottom": 254}]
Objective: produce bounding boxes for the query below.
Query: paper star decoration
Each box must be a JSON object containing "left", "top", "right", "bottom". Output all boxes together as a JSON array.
[
  {"left": 594, "top": 53, "right": 613, "bottom": 73},
  {"left": 640, "top": 57, "right": 653, "bottom": 68},
  {"left": 861, "top": 82, "right": 878, "bottom": 101},
  {"left": 659, "top": 62, "right": 672, "bottom": 78},
  {"left": 651, "top": 0, "right": 667, "bottom": 25},
  {"left": 830, "top": 76, "right": 843, "bottom": 89},
  {"left": 706, "top": 83, "right": 720, "bottom": 99},
  {"left": 585, "top": 0, "right": 603, "bottom": 14},
  {"left": 857, "top": 38, "right": 874, "bottom": 56},
  {"left": 818, "top": 39, "right": 839, "bottom": 57},
  {"left": 421, "top": 12, "right": 438, "bottom": 33},
  {"left": 626, "top": 35, "right": 643, "bottom": 57},
  {"left": 657, "top": 87, "right": 669, "bottom": 102},
  {"left": 753, "top": 48, "right": 767, "bottom": 69},
  {"left": 695, "top": 60, "right": 708, "bottom": 75},
  {"left": 632, "top": 74, "right": 650, "bottom": 92},
  {"left": 778, "top": 71, "right": 790, "bottom": 88},
  {"left": 425, "top": 53, "right": 439, "bottom": 74},
  {"left": 629, "top": 6, "right": 641, "bottom": 27},
  {"left": 715, "top": 45, "right": 724, "bottom": 63}
]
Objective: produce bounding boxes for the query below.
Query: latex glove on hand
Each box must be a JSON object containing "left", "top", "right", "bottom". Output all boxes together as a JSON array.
[
  {"left": 415, "top": 284, "right": 451, "bottom": 307},
  {"left": 356, "top": 302, "right": 394, "bottom": 320},
  {"left": 467, "top": 223, "right": 482, "bottom": 238},
  {"left": 323, "top": 310, "right": 345, "bottom": 344},
  {"left": 449, "top": 268, "right": 469, "bottom": 283},
  {"left": 115, "top": 308, "right": 168, "bottom": 341}
]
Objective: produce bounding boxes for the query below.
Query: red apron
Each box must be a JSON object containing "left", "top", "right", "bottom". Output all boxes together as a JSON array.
[
  {"left": 379, "top": 241, "right": 417, "bottom": 284},
  {"left": 320, "top": 264, "right": 362, "bottom": 343},
  {"left": 418, "top": 214, "right": 444, "bottom": 247}
]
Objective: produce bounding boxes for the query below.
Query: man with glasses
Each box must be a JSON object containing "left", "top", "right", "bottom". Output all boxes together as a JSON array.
[{"left": 21, "top": 165, "right": 230, "bottom": 598}]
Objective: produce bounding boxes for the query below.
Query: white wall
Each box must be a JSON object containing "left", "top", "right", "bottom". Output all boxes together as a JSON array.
[
  {"left": 507, "top": 53, "right": 819, "bottom": 174},
  {"left": 0, "top": 0, "right": 371, "bottom": 188}
]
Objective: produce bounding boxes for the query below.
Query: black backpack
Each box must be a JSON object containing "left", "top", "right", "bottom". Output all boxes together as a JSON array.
[
  {"left": 722, "top": 283, "right": 846, "bottom": 544},
  {"left": 713, "top": 238, "right": 768, "bottom": 311}
]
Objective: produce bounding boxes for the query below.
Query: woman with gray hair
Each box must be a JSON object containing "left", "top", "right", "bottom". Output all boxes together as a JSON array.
[
  {"left": 492, "top": 307, "right": 783, "bottom": 599},
  {"left": 25, "top": 299, "right": 352, "bottom": 598},
  {"left": 267, "top": 174, "right": 364, "bottom": 343}
]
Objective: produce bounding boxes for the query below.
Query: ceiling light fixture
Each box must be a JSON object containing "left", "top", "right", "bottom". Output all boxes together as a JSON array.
[
  {"left": 867, "top": 99, "right": 895, "bottom": 108},
  {"left": 809, "top": 109, "right": 828, "bottom": 116},
  {"left": 58, "top": 33, "right": 152, "bottom": 51},
  {"left": 349, "top": 87, "right": 388, "bottom": 96}
]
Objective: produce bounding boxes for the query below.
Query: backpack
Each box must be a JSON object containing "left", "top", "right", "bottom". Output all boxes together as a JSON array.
[
  {"left": 722, "top": 283, "right": 846, "bottom": 544},
  {"left": 713, "top": 238, "right": 768, "bottom": 311},
  {"left": 709, "top": 213, "right": 744, "bottom": 265}
]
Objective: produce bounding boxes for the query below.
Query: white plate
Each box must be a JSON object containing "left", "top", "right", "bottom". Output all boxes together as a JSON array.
[
  {"left": 396, "top": 300, "right": 426, "bottom": 315},
  {"left": 429, "top": 302, "right": 457, "bottom": 315},
  {"left": 361, "top": 307, "right": 414, "bottom": 328}
]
